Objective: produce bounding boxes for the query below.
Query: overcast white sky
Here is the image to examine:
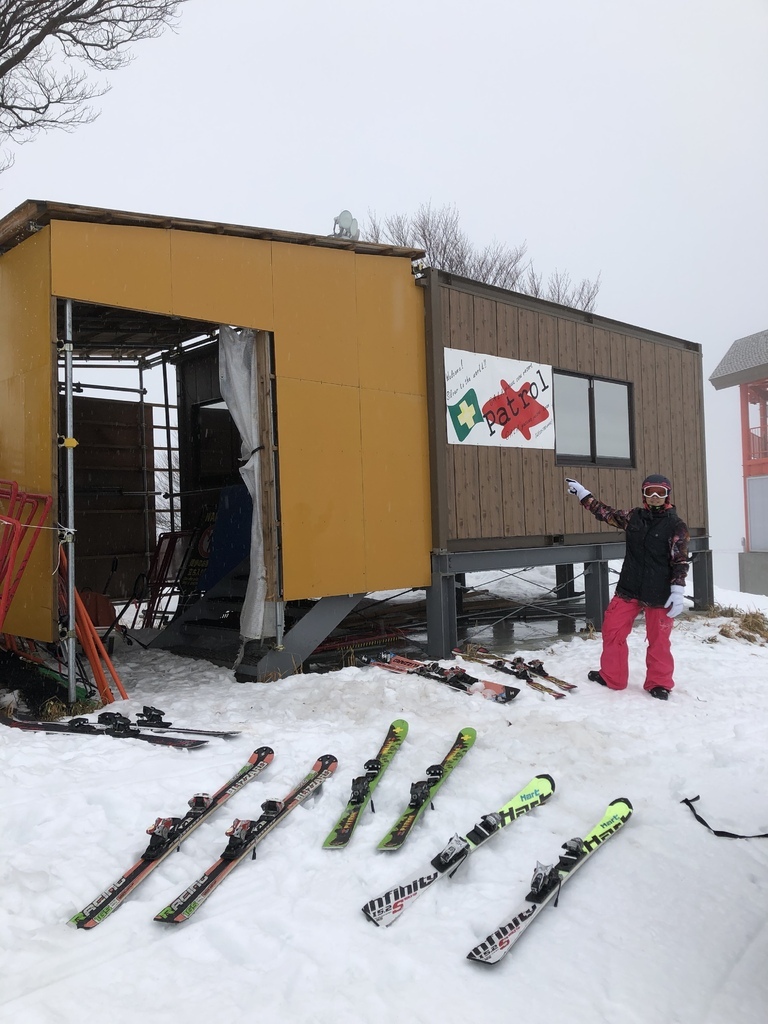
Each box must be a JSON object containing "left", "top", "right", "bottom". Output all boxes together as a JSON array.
[{"left": 2, "top": 0, "right": 766, "bottom": 587}]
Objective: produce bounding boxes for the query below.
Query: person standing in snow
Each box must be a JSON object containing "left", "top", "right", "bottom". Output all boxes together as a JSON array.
[{"left": 565, "top": 473, "right": 689, "bottom": 701}]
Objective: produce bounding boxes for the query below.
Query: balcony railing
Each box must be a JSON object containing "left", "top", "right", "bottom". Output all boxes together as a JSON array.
[{"left": 749, "top": 426, "right": 768, "bottom": 460}]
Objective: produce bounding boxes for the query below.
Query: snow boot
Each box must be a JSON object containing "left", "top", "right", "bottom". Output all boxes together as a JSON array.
[
  {"left": 588, "top": 670, "right": 608, "bottom": 687},
  {"left": 648, "top": 686, "right": 669, "bottom": 701}
]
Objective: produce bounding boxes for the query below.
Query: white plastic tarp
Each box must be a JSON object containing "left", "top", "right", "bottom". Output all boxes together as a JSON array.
[{"left": 218, "top": 325, "right": 268, "bottom": 639}]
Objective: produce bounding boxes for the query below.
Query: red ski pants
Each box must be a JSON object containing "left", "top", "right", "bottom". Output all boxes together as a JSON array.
[{"left": 599, "top": 595, "right": 675, "bottom": 692}]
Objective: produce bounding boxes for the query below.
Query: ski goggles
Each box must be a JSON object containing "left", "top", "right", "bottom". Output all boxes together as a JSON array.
[{"left": 643, "top": 485, "right": 669, "bottom": 499}]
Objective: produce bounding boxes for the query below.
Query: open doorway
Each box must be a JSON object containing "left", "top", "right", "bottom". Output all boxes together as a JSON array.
[{"left": 55, "top": 299, "right": 277, "bottom": 651}]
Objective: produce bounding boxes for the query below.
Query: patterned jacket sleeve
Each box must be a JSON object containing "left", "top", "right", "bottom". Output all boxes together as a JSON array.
[
  {"left": 580, "top": 496, "right": 634, "bottom": 531},
  {"left": 669, "top": 520, "right": 690, "bottom": 587}
]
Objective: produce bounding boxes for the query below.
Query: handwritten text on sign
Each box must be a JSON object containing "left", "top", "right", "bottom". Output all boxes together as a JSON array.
[{"left": 444, "top": 348, "right": 555, "bottom": 449}]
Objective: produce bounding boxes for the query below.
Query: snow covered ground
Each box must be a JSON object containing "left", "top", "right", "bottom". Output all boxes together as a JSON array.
[{"left": 2, "top": 585, "right": 768, "bottom": 1024}]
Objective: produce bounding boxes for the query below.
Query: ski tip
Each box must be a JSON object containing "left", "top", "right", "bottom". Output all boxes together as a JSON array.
[
  {"left": 466, "top": 951, "right": 495, "bottom": 965},
  {"left": 250, "top": 746, "right": 275, "bottom": 761},
  {"left": 153, "top": 911, "right": 182, "bottom": 924},
  {"left": 611, "top": 797, "right": 633, "bottom": 811},
  {"left": 536, "top": 773, "right": 556, "bottom": 792}
]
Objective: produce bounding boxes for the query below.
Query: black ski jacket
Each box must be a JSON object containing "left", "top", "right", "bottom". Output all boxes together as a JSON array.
[{"left": 581, "top": 497, "right": 689, "bottom": 607}]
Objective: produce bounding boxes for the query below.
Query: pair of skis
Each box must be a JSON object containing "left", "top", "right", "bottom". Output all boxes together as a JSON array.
[
  {"left": 363, "top": 791, "right": 633, "bottom": 966},
  {"left": 1, "top": 712, "right": 210, "bottom": 748},
  {"left": 70, "top": 749, "right": 337, "bottom": 928},
  {"left": 371, "top": 653, "right": 520, "bottom": 704},
  {"left": 454, "top": 645, "right": 577, "bottom": 700},
  {"left": 1, "top": 705, "right": 241, "bottom": 748},
  {"left": 323, "top": 722, "right": 475, "bottom": 851}
]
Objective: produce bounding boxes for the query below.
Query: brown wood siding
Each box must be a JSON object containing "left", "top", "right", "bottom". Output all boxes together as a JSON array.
[
  {"left": 475, "top": 296, "right": 504, "bottom": 539},
  {"left": 433, "top": 275, "right": 708, "bottom": 549}
]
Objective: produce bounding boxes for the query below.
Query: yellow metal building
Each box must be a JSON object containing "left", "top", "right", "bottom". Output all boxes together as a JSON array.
[{"left": 0, "top": 201, "right": 432, "bottom": 656}]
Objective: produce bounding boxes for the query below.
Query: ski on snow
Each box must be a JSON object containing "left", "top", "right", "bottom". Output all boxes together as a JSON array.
[
  {"left": 453, "top": 645, "right": 574, "bottom": 699},
  {"left": 323, "top": 719, "right": 408, "bottom": 849},
  {"left": 371, "top": 654, "right": 519, "bottom": 704},
  {"left": 466, "top": 797, "right": 633, "bottom": 965},
  {"left": 69, "top": 746, "right": 275, "bottom": 929},
  {"left": 1, "top": 713, "right": 208, "bottom": 748},
  {"left": 133, "top": 706, "right": 241, "bottom": 738},
  {"left": 362, "top": 773, "right": 555, "bottom": 927},
  {"left": 154, "top": 753, "right": 338, "bottom": 924},
  {"left": 377, "top": 728, "right": 476, "bottom": 851}
]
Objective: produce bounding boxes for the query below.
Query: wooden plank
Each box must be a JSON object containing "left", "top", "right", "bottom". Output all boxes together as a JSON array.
[
  {"left": 540, "top": 449, "right": 560, "bottom": 534},
  {"left": 576, "top": 322, "right": 595, "bottom": 374},
  {"left": 610, "top": 330, "right": 628, "bottom": 380},
  {"left": 665, "top": 346, "right": 687, "bottom": 518},
  {"left": 557, "top": 319, "right": 577, "bottom": 371},
  {"left": 639, "top": 341, "right": 660, "bottom": 473},
  {"left": 448, "top": 288, "right": 479, "bottom": 540},
  {"left": 442, "top": 287, "right": 457, "bottom": 540},
  {"left": 518, "top": 308, "right": 539, "bottom": 362},
  {"left": 655, "top": 348, "right": 673, "bottom": 479},
  {"left": 624, "top": 335, "right": 643, "bottom": 496},
  {"left": 681, "top": 349, "right": 706, "bottom": 528},
  {"left": 537, "top": 314, "right": 561, "bottom": 531},
  {"left": 537, "top": 313, "right": 558, "bottom": 365},
  {"left": 521, "top": 450, "right": 544, "bottom": 535},
  {"left": 474, "top": 296, "right": 504, "bottom": 539},
  {"left": 593, "top": 327, "right": 611, "bottom": 378},
  {"left": 452, "top": 447, "right": 480, "bottom": 540},
  {"left": 496, "top": 301, "right": 519, "bottom": 359},
  {"left": 500, "top": 454, "right": 525, "bottom": 538}
]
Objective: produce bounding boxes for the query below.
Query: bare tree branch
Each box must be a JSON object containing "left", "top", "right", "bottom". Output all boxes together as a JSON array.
[
  {"left": 0, "top": 1, "right": 188, "bottom": 151},
  {"left": 363, "top": 203, "right": 600, "bottom": 312}
]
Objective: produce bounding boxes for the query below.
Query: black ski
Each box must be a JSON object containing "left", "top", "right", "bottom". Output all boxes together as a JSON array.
[
  {"left": 133, "top": 706, "right": 240, "bottom": 738},
  {"left": 1, "top": 713, "right": 207, "bottom": 748}
]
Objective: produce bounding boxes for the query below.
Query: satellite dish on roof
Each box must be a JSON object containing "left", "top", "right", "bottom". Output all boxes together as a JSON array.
[{"left": 332, "top": 209, "right": 360, "bottom": 241}]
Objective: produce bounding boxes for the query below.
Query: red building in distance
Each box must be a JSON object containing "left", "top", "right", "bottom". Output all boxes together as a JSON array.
[{"left": 710, "top": 329, "right": 768, "bottom": 595}]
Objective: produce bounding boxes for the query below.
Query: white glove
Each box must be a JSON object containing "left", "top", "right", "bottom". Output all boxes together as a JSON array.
[
  {"left": 664, "top": 585, "right": 686, "bottom": 618},
  {"left": 565, "top": 478, "right": 591, "bottom": 502}
]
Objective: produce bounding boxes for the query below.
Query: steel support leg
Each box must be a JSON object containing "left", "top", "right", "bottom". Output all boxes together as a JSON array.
[
  {"left": 584, "top": 560, "right": 611, "bottom": 630},
  {"left": 252, "top": 592, "right": 365, "bottom": 681},
  {"left": 691, "top": 548, "right": 714, "bottom": 610},
  {"left": 426, "top": 569, "right": 457, "bottom": 659},
  {"left": 555, "top": 563, "right": 576, "bottom": 599}
]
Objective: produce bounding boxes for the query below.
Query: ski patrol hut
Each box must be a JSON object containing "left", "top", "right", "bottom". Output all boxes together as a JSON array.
[
  {"left": 0, "top": 201, "right": 713, "bottom": 682},
  {"left": 710, "top": 328, "right": 768, "bottom": 595}
]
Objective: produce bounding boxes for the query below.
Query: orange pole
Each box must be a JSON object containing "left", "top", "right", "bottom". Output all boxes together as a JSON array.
[{"left": 58, "top": 548, "right": 129, "bottom": 704}]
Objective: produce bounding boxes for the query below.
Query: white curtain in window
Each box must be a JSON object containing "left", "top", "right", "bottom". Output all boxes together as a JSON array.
[{"left": 218, "top": 325, "right": 267, "bottom": 639}]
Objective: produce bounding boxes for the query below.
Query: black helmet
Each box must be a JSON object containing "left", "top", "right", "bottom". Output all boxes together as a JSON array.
[
  {"left": 642, "top": 473, "right": 672, "bottom": 507},
  {"left": 642, "top": 473, "right": 672, "bottom": 491}
]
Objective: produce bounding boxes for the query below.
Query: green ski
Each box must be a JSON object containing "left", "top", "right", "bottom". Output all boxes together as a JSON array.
[
  {"left": 363, "top": 773, "right": 555, "bottom": 926},
  {"left": 377, "top": 727, "right": 477, "bottom": 851},
  {"left": 323, "top": 719, "right": 409, "bottom": 849},
  {"left": 467, "top": 797, "right": 634, "bottom": 965}
]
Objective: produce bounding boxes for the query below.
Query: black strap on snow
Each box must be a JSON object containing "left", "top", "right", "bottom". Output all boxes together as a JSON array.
[{"left": 681, "top": 796, "right": 768, "bottom": 839}]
